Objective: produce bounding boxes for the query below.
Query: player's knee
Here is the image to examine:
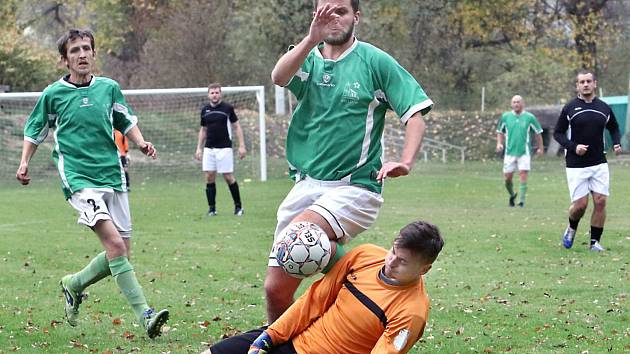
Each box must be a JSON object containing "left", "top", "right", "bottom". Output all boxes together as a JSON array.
[
  {"left": 264, "top": 276, "right": 290, "bottom": 302},
  {"left": 223, "top": 173, "right": 235, "bottom": 184},
  {"left": 572, "top": 198, "right": 588, "bottom": 211},
  {"left": 110, "top": 239, "right": 127, "bottom": 255},
  {"left": 593, "top": 197, "right": 607, "bottom": 209}
]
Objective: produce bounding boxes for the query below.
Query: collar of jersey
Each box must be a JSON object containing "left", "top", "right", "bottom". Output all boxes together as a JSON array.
[
  {"left": 376, "top": 266, "right": 421, "bottom": 290},
  {"left": 315, "top": 37, "right": 359, "bottom": 62},
  {"left": 576, "top": 94, "right": 597, "bottom": 104},
  {"left": 58, "top": 75, "right": 96, "bottom": 89}
]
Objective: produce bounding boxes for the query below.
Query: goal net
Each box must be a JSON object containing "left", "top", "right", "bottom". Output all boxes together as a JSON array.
[{"left": 0, "top": 86, "right": 267, "bottom": 185}]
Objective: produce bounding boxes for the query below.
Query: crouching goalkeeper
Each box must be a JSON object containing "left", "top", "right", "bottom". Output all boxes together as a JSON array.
[{"left": 201, "top": 220, "right": 444, "bottom": 354}]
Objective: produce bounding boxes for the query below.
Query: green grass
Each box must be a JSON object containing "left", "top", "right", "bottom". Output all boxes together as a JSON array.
[{"left": 1, "top": 159, "right": 628, "bottom": 353}]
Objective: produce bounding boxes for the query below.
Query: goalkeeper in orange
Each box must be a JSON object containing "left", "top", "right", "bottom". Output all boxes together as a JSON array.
[{"left": 202, "top": 220, "right": 444, "bottom": 354}]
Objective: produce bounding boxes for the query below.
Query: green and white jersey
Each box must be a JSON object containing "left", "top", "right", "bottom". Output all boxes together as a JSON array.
[
  {"left": 496, "top": 111, "right": 542, "bottom": 157},
  {"left": 285, "top": 39, "right": 433, "bottom": 193},
  {"left": 24, "top": 76, "right": 137, "bottom": 199}
]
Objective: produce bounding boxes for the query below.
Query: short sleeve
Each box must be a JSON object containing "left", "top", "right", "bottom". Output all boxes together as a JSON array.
[
  {"left": 111, "top": 82, "right": 137, "bottom": 134},
  {"left": 229, "top": 105, "right": 238, "bottom": 123},
  {"left": 529, "top": 114, "right": 543, "bottom": 134},
  {"left": 373, "top": 51, "right": 433, "bottom": 124},
  {"left": 496, "top": 114, "right": 506, "bottom": 133},
  {"left": 24, "top": 91, "right": 53, "bottom": 145},
  {"left": 285, "top": 47, "right": 314, "bottom": 100}
]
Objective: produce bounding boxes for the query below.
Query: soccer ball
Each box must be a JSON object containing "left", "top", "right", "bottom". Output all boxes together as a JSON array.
[{"left": 276, "top": 222, "right": 332, "bottom": 278}]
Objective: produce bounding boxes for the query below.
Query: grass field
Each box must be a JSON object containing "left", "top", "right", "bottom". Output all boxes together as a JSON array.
[{"left": 1, "top": 159, "right": 628, "bottom": 353}]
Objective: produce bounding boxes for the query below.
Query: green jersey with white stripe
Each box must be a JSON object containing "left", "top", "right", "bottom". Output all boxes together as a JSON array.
[
  {"left": 24, "top": 76, "right": 137, "bottom": 199},
  {"left": 496, "top": 111, "right": 543, "bottom": 157},
  {"left": 286, "top": 40, "right": 433, "bottom": 193}
]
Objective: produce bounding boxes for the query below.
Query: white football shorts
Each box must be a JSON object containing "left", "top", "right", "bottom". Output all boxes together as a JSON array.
[
  {"left": 68, "top": 188, "right": 132, "bottom": 238},
  {"left": 566, "top": 163, "right": 609, "bottom": 202},
  {"left": 268, "top": 176, "right": 384, "bottom": 267},
  {"left": 202, "top": 147, "right": 234, "bottom": 173},
  {"left": 503, "top": 154, "right": 531, "bottom": 173}
]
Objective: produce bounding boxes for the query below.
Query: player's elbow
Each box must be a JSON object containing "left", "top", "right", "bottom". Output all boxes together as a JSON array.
[{"left": 271, "top": 69, "right": 290, "bottom": 87}]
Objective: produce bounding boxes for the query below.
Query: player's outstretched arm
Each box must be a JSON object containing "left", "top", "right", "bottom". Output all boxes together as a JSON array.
[
  {"left": 126, "top": 126, "right": 157, "bottom": 159},
  {"left": 377, "top": 114, "right": 425, "bottom": 182},
  {"left": 271, "top": 3, "right": 339, "bottom": 86},
  {"left": 16, "top": 140, "right": 38, "bottom": 185}
]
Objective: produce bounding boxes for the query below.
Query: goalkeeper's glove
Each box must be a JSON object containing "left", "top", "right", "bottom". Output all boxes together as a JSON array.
[{"left": 248, "top": 330, "right": 273, "bottom": 354}]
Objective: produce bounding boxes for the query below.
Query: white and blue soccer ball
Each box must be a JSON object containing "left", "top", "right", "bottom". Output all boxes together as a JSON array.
[{"left": 276, "top": 222, "right": 332, "bottom": 278}]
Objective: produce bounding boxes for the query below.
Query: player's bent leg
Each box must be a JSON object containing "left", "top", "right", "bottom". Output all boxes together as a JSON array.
[
  {"left": 265, "top": 266, "right": 303, "bottom": 323},
  {"left": 94, "top": 220, "right": 128, "bottom": 259},
  {"left": 291, "top": 209, "right": 336, "bottom": 240},
  {"left": 590, "top": 193, "right": 607, "bottom": 227},
  {"left": 563, "top": 196, "right": 588, "bottom": 249},
  {"left": 94, "top": 220, "right": 168, "bottom": 337},
  {"left": 569, "top": 196, "right": 588, "bottom": 221}
]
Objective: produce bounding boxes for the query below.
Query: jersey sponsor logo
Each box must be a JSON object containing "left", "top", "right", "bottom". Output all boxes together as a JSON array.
[
  {"left": 574, "top": 107, "right": 582, "bottom": 111},
  {"left": 317, "top": 72, "right": 336, "bottom": 87},
  {"left": 393, "top": 329, "right": 409, "bottom": 351},
  {"left": 80, "top": 97, "right": 93, "bottom": 108}
]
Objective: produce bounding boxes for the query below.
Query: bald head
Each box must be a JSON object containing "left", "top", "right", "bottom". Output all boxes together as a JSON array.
[{"left": 511, "top": 95, "right": 524, "bottom": 114}]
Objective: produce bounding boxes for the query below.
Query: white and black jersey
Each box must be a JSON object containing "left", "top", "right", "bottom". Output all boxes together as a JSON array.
[
  {"left": 553, "top": 97, "right": 620, "bottom": 168},
  {"left": 200, "top": 102, "right": 238, "bottom": 148}
]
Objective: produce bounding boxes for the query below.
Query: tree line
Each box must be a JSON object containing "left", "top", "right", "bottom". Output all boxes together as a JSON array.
[{"left": 1, "top": 0, "right": 628, "bottom": 110}]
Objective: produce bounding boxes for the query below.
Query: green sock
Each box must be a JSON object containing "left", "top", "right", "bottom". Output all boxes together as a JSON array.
[
  {"left": 70, "top": 251, "right": 111, "bottom": 293},
  {"left": 322, "top": 242, "right": 347, "bottom": 274},
  {"left": 519, "top": 182, "right": 528, "bottom": 204},
  {"left": 108, "top": 256, "right": 150, "bottom": 322},
  {"left": 505, "top": 180, "right": 515, "bottom": 196}
]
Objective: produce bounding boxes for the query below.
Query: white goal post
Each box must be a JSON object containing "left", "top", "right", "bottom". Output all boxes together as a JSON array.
[{"left": 0, "top": 86, "right": 268, "bottom": 182}]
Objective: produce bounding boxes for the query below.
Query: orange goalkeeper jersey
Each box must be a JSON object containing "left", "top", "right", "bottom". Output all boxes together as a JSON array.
[
  {"left": 267, "top": 244, "right": 430, "bottom": 354},
  {"left": 114, "top": 130, "right": 128, "bottom": 156}
]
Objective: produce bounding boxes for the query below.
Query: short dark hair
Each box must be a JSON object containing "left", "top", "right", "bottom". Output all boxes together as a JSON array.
[
  {"left": 315, "top": 0, "right": 360, "bottom": 12},
  {"left": 394, "top": 221, "right": 444, "bottom": 264},
  {"left": 576, "top": 69, "right": 596, "bottom": 81},
  {"left": 208, "top": 83, "right": 222, "bottom": 91},
  {"left": 57, "top": 29, "right": 95, "bottom": 59}
]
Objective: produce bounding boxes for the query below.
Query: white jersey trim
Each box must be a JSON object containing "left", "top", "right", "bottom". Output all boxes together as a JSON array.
[
  {"left": 57, "top": 75, "right": 96, "bottom": 89},
  {"left": 53, "top": 128, "right": 72, "bottom": 193},
  {"left": 568, "top": 109, "right": 608, "bottom": 121},
  {"left": 314, "top": 37, "right": 359, "bottom": 62},
  {"left": 357, "top": 97, "right": 381, "bottom": 167},
  {"left": 401, "top": 99, "right": 434, "bottom": 124}
]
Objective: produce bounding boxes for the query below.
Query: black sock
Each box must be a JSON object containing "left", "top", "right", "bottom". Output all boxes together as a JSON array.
[
  {"left": 228, "top": 182, "right": 242, "bottom": 209},
  {"left": 206, "top": 183, "right": 216, "bottom": 210},
  {"left": 569, "top": 218, "right": 580, "bottom": 230},
  {"left": 590, "top": 226, "right": 603, "bottom": 243}
]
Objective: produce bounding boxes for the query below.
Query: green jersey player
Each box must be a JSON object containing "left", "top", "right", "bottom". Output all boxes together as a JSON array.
[
  {"left": 15, "top": 29, "right": 168, "bottom": 338},
  {"left": 266, "top": 0, "right": 433, "bottom": 322},
  {"left": 496, "top": 95, "right": 543, "bottom": 207}
]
